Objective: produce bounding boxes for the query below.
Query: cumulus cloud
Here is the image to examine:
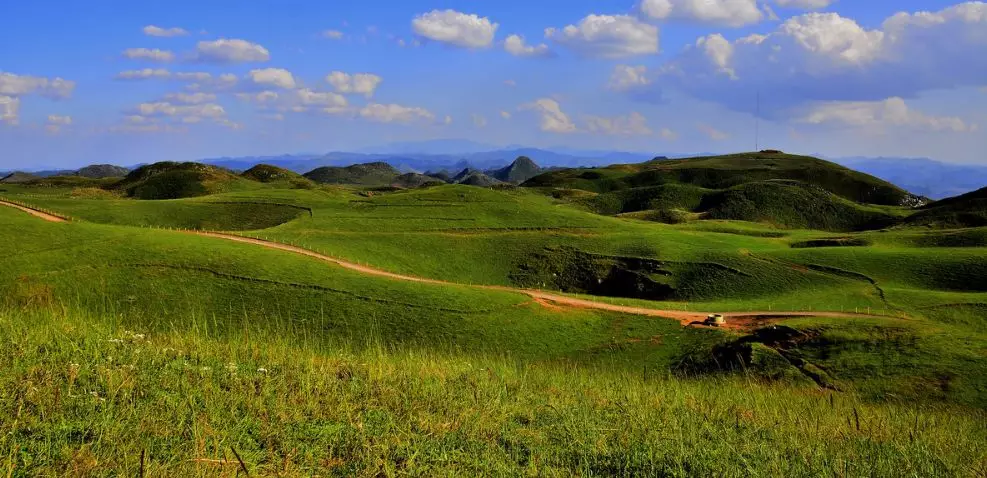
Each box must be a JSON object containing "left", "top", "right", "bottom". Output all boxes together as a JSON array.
[
  {"left": 546, "top": 15, "right": 659, "bottom": 58},
  {"left": 122, "top": 48, "right": 175, "bottom": 62},
  {"left": 143, "top": 25, "right": 189, "bottom": 37},
  {"left": 799, "top": 97, "right": 975, "bottom": 132},
  {"left": 504, "top": 34, "right": 553, "bottom": 58},
  {"left": 0, "top": 72, "right": 75, "bottom": 98},
  {"left": 163, "top": 92, "right": 216, "bottom": 104},
  {"left": 500, "top": 111, "right": 512, "bottom": 119},
  {"left": 294, "top": 88, "right": 348, "bottom": 109},
  {"left": 472, "top": 114, "right": 488, "bottom": 127},
  {"left": 638, "top": 0, "right": 765, "bottom": 27},
  {"left": 326, "top": 71, "right": 383, "bottom": 98},
  {"left": 660, "top": 128, "right": 679, "bottom": 140},
  {"left": 359, "top": 103, "right": 436, "bottom": 123},
  {"left": 640, "top": 3, "right": 987, "bottom": 119},
  {"left": 0, "top": 96, "right": 19, "bottom": 125},
  {"left": 774, "top": 0, "right": 836, "bottom": 10},
  {"left": 585, "top": 112, "right": 652, "bottom": 136},
  {"left": 248, "top": 68, "right": 297, "bottom": 89},
  {"left": 520, "top": 98, "right": 577, "bottom": 133},
  {"left": 698, "top": 124, "right": 729, "bottom": 140},
  {"left": 412, "top": 10, "right": 498, "bottom": 48},
  {"left": 193, "top": 39, "right": 270, "bottom": 63}
]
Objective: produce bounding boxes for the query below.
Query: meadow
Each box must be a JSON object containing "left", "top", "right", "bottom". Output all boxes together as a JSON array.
[{"left": 3, "top": 155, "right": 987, "bottom": 474}]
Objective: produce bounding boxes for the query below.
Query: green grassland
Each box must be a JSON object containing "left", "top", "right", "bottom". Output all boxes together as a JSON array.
[{"left": 3, "top": 153, "right": 987, "bottom": 474}]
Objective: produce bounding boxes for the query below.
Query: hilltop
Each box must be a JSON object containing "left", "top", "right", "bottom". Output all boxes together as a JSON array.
[
  {"left": 906, "top": 186, "right": 987, "bottom": 228},
  {"left": 303, "top": 162, "right": 400, "bottom": 185},
  {"left": 0, "top": 172, "right": 40, "bottom": 184},
  {"left": 524, "top": 151, "right": 920, "bottom": 231},
  {"left": 488, "top": 156, "right": 542, "bottom": 184},
  {"left": 116, "top": 162, "right": 249, "bottom": 199},
  {"left": 76, "top": 164, "right": 128, "bottom": 179},
  {"left": 241, "top": 164, "right": 315, "bottom": 189}
]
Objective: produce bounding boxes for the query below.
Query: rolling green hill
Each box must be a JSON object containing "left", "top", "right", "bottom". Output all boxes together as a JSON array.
[
  {"left": 303, "top": 162, "right": 400, "bottom": 185},
  {"left": 116, "top": 161, "right": 256, "bottom": 199},
  {"left": 3, "top": 153, "right": 987, "bottom": 474},
  {"left": 241, "top": 164, "right": 315, "bottom": 189},
  {"left": 525, "top": 152, "right": 919, "bottom": 231},
  {"left": 76, "top": 164, "right": 128, "bottom": 178},
  {"left": 906, "top": 186, "right": 987, "bottom": 228}
]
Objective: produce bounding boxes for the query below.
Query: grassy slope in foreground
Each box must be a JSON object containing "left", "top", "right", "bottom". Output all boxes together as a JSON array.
[{"left": 2, "top": 308, "right": 985, "bottom": 476}]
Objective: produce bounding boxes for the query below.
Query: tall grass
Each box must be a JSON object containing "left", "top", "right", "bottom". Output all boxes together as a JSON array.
[{"left": 2, "top": 308, "right": 985, "bottom": 476}]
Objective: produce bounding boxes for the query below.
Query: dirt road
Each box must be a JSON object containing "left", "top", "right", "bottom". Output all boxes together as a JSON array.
[
  {"left": 193, "top": 231, "right": 884, "bottom": 327},
  {"left": 1, "top": 199, "right": 885, "bottom": 327},
  {"left": 0, "top": 199, "right": 66, "bottom": 223}
]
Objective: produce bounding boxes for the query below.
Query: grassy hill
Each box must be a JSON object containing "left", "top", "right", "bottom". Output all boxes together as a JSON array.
[
  {"left": 76, "top": 164, "right": 128, "bottom": 178},
  {"left": 489, "top": 156, "right": 541, "bottom": 184},
  {"left": 241, "top": 164, "right": 315, "bottom": 189},
  {"left": 3, "top": 154, "right": 987, "bottom": 474},
  {"left": 303, "top": 162, "right": 400, "bottom": 185},
  {"left": 117, "top": 162, "right": 257, "bottom": 199},
  {"left": 906, "top": 186, "right": 987, "bottom": 229},
  {"left": 525, "top": 152, "right": 919, "bottom": 231}
]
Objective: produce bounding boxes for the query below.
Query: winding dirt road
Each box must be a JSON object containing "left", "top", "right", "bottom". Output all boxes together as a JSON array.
[{"left": 2, "top": 198, "right": 886, "bottom": 328}]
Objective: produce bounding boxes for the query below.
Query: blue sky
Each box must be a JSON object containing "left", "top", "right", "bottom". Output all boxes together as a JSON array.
[{"left": 1, "top": 0, "right": 985, "bottom": 169}]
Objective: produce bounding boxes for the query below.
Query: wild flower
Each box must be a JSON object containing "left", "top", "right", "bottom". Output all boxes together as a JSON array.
[{"left": 257, "top": 367, "right": 269, "bottom": 374}]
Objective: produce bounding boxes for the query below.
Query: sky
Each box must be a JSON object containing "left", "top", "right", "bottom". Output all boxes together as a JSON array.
[{"left": 1, "top": 0, "right": 986, "bottom": 169}]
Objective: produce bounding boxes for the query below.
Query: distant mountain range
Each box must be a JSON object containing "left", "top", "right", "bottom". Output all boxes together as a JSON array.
[{"left": 4, "top": 139, "right": 986, "bottom": 200}]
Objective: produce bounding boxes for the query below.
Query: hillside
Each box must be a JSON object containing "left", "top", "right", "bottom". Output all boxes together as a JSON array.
[
  {"left": 0, "top": 172, "right": 40, "bottom": 183},
  {"left": 906, "top": 186, "right": 987, "bottom": 228},
  {"left": 303, "top": 162, "right": 400, "bottom": 185},
  {"left": 115, "top": 161, "right": 251, "bottom": 199},
  {"left": 75, "top": 164, "right": 128, "bottom": 178},
  {"left": 525, "top": 152, "right": 918, "bottom": 231},
  {"left": 488, "top": 156, "right": 541, "bottom": 184},
  {"left": 241, "top": 164, "right": 315, "bottom": 189},
  {"left": 392, "top": 172, "right": 445, "bottom": 188},
  {"left": 457, "top": 171, "right": 502, "bottom": 187}
]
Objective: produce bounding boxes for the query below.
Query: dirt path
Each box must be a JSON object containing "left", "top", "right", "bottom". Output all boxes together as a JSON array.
[
  {"left": 0, "top": 199, "right": 66, "bottom": 223},
  {"left": 1, "top": 198, "right": 887, "bottom": 328},
  {"left": 192, "top": 231, "right": 884, "bottom": 328}
]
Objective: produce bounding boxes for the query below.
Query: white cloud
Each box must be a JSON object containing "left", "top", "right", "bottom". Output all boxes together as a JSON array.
[
  {"left": 412, "top": 10, "right": 498, "bottom": 48},
  {"left": 444, "top": 115, "right": 453, "bottom": 125},
  {"left": 639, "top": 0, "right": 765, "bottom": 27},
  {"left": 194, "top": 39, "right": 270, "bottom": 63},
  {"left": 359, "top": 103, "right": 436, "bottom": 123},
  {"left": 122, "top": 48, "right": 175, "bottom": 62},
  {"left": 520, "top": 98, "right": 577, "bottom": 133},
  {"left": 0, "top": 96, "right": 19, "bottom": 125},
  {"left": 774, "top": 0, "right": 836, "bottom": 10},
  {"left": 504, "top": 34, "right": 553, "bottom": 58},
  {"left": 800, "top": 97, "right": 975, "bottom": 132},
  {"left": 504, "top": 79, "right": 517, "bottom": 87},
  {"left": 501, "top": 111, "right": 512, "bottom": 119},
  {"left": 645, "top": 4, "right": 987, "bottom": 117},
  {"left": 546, "top": 15, "right": 659, "bottom": 58},
  {"left": 472, "top": 114, "right": 488, "bottom": 127},
  {"left": 248, "top": 68, "right": 297, "bottom": 89},
  {"left": 698, "top": 124, "right": 729, "bottom": 140},
  {"left": 323, "top": 30, "right": 345, "bottom": 40},
  {"left": 585, "top": 112, "right": 652, "bottom": 136},
  {"left": 163, "top": 92, "right": 216, "bottom": 104},
  {"left": 326, "top": 71, "right": 383, "bottom": 98},
  {"left": 116, "top": 69, "right": 171, "bottom": 80},
  {"left": 660, "top": 128, "right": 679, "bottom": 140},
  {"left": 143, "top": 25, "right": 189, "bottom": 37},
  {"left": 608, "top": 65, "right": 652, "bottom": 92},
  {"left": 295, "top": 88, "right": 348, "bottom": 109},
  {"left": 0, "top": 72, "right": 75, "bottom": 98}
]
